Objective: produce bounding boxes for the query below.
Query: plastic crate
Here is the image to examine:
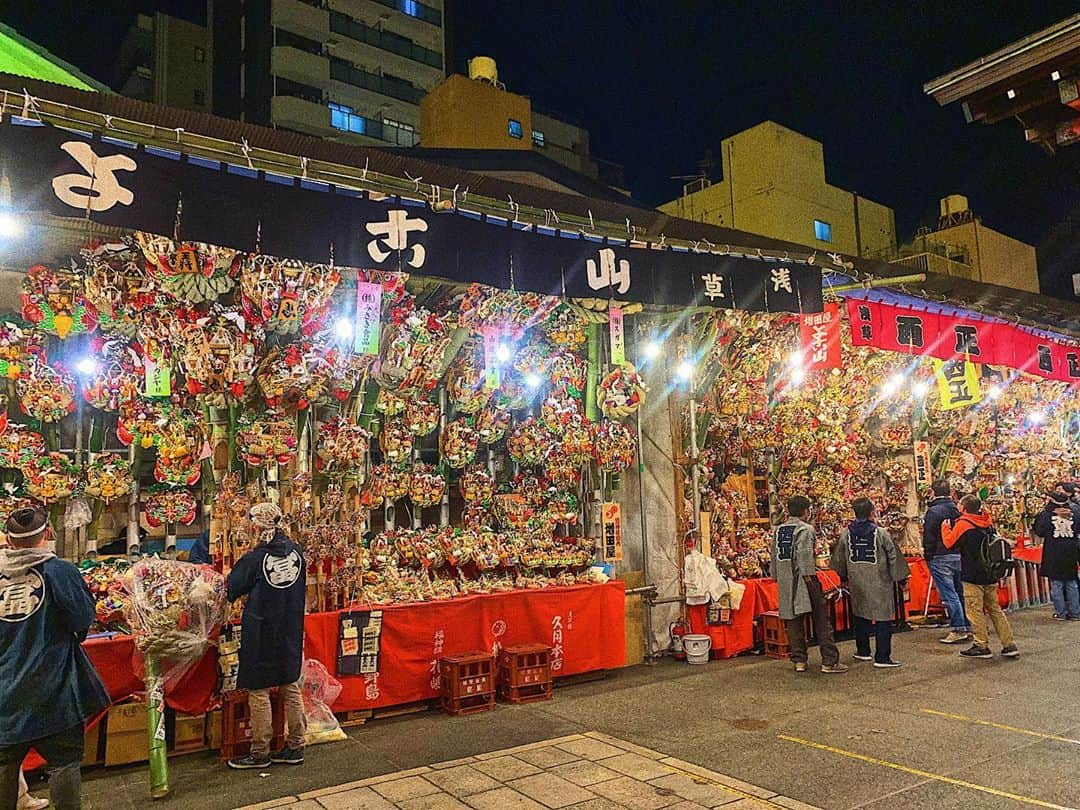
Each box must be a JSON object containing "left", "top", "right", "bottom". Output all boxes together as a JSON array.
[
  {"left": 497, "top": 644, "right": 553, "bottom": 704},
  {"left": 439, "top": 652, "right": 495, "bottom": 716},
  {"left": 217, "top": 690, "right": 284, "bottom": 762},
  {"left": 760, "top": 611, "right": 811, "bottom": 660}
]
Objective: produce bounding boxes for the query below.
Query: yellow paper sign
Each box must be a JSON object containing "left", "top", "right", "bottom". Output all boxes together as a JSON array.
[{"left": 934, "top": 358, "right": 982, "bottom": 411}]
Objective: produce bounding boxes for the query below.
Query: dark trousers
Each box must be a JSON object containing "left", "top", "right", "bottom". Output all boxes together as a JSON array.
[
  {"left": 786, "top": 577, "right": 839, "bottom": 666},
  {"left": 854, "top": 615, "right": 893, "bottom": 663},
  {"left": 0, "top": 723, "right": 85, "bottom": 810}
]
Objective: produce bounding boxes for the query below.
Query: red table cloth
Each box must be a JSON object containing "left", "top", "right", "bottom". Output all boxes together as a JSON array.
[{"left": 904, "top": 556, "right": 1009, "bottom": 613}]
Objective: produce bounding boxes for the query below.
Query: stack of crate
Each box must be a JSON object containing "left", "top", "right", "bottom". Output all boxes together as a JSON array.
[
  {"left": 217, "top": 690, "right": 284, "bottom": 762},
  {"left": 760, "top": 611, "right": 810, "bottom": 660},
  {"left": 496, "top": 644, "right": 553, "bottom": 704},
  {"left": 438, "top": 652, "right": 495, "bottom": 716}
]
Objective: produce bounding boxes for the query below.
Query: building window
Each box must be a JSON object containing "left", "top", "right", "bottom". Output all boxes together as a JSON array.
[
  {"left": 508, "top": 119, "right": 523, "bottom": 139},
  {"left": 193, "top": 46, "right": 205, "bottom": 63},
  {"left": 402, "top": 0, "right": 419, "bottom": 16},
  {"left": 382, "top": 117, "right": 418, "bottom": 146},
  {"left": 531, "top": 130, "right": 545, "bottom": 147},
  {"left": 274, "top": 27, "right": 323, "bottom": 55},
  {"left": 193, "top": 88, "right": 205, "bottom": 107},
  {"left": 329, "top": 102, "right": 369, "bottom": 135},
  {"left": 329, "top": 11, "right": 442, "bottom": 69},
  {"left": 814, "top": 219, "right": 832, "bottom": 243}
]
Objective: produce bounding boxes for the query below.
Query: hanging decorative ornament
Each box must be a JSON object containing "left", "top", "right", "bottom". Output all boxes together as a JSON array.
[
  {"left": 22, "top": 451, "right": 80, "bottom": 503},
  {"left": 0, "top": 423, "right": 44, "bottom": 468},
  {"left": 0, "top": 492, "right": 40, "bottom": 525},
  {"left": 0, "top": 321, "right": 30, "bottom": 380},
  {"left": 255, "top": 343, "right": 333, "bottom": 411},
  {"left": 507, "top": 416, "right": 550, "bottom": 467},
  {"left": 143, "top": 486, "right": 198, "bottom": 527},
  {"left": 512, "top": 471, "right": 551, "bottom": 507},
  {"left": 20, "top": 264, "right": 98, "bottom": 339},
  {"left": 153, "top": 417, "right": 204, "bottom": 487},
  {"left": 462, "top": 505, "right": 495, "bottom": 531},
  {"left": 116, "top": 398, "right": 180, "bottom": 449},
  {"left": 174, "top": 308, "right": 261, "bottom": 407},
  {"left": 457, "top": 285, "right": 560, "bottom": 335},
  {"left": 512, "top": 343, "right": 551, "bottom": 380},
  {"left": 561, "top": 415, "right": 594, "bottom": 464},
  {"left": 441, "top": 418, "right": 479, "bottom": 468},
  {"left": 379, "top": 418, "right": 413, "bottom": 463},
  {"left": 17, "top": 358, "right": 76, "bottom": 423},
  {"left": 544, "top": 445, "right": 582, "bottom": 490},
  {"left": 404, "top": 397, "right": 440, "bottom": 437},
  {"left": 133, "top": 232, "right": 239, "bottom": 304},
  {"left": 546, "top": 490, "right": 580, "bottom": 524},
  {"left": 476, "top": 399, "right": 511, "bottom": 444},
  {"left": 84, "top": 453, "right": 134, "bottom": 504},
  {"left": 83, "top": 341, "right": 141, "bottom": 412},
  {"left": 375, "top": 390, "right": 407, "bottom": 417},
  {"left": 541, "top": 391, "right": 582, "bottom": 435},
  {"left": 548, "top": 352, "right": 587, "bottom": 397},
  {"left": 80, "top": 240, "right": 162, "bottom": 337},
  {"left": 315, "top": 417, "right": 371, "bottom": 477},
  {"left": 368, "top": 463, "right": 409, "bottom": 501},
  {"left": 597, "top": 364, "right": 646, "bottom": 419},
  {"left": 376, "top": 307, "right": 451, "bottom": 394},
  {"left": 593, "top": 419, "right": 636, "bottom": 472},
  {"left": 542, "top": 305, "right": 588, "bottom": 350},
  {"left": 409, "top": 463, "right": 445, "bottom": 507},
  {"left": 236, "top": 411, "right": 297, "bottom": 466},
  {"left": 459, "top": 466, "right": 495, "bottom": 504},
  {"left": 447, "top": 355, "right": 489, "bottom": 414},
  {"left": 239, "top": 255, "right": 340, "bottom": 336}
]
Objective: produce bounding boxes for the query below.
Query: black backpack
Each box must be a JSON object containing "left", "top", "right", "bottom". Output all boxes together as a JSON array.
[{"left": 978, "top": 526, "right": 1014, "bottom": 581}]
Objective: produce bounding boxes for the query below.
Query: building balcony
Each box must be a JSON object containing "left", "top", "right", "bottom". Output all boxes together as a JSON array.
[
  {"left": 272, "top": 0, "right": 330, "bottom": 43},
  {"left": 271, "top": 46, "right": 330, "bottom": 90},
  {"left": 889, "top": 251, "right": 974, "bottom": 280},
  {"left": 270, "top": 95, "right": 335, "bottom": 138}
]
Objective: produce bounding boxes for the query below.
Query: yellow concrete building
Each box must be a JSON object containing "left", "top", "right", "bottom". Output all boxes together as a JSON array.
[
  {"left": 658, "top": 121, "right": 896, "bottom": 258},
  {"left": 421, "top": 72, "right": 533, "bottom": 151}
]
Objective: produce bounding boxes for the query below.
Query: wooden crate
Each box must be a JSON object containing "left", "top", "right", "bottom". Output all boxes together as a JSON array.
[
  {"left": 439, "top": 652, "right": 495, "bottom": 716},
  {"left": 761, "top": 611, "right": 811, "bottom": 660},
  {"left": 497, "top": 644, "right": 552, "bottom": 704}
]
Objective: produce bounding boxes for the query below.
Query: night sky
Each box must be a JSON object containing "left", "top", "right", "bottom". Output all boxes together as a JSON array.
[{"left": 4, "top": 1, "right": 1080, "bottom": 296}]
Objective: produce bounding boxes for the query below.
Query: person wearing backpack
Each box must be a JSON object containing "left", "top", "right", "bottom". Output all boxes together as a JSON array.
[
  {"left": 1032, "top": 492, "right": 1080, "bottom": 620},
  {"left": 942, "top": 495, "right": 1018, "bottom": 660}
]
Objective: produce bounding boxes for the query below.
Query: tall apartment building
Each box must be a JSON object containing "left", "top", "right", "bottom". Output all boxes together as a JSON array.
[
  {"left": 659, "top": 121, "right": 896, "bottom": 258},
  {"left": 114, "top": 13, "right": 213, "bottom": 113},
  {"left": 209, "top": 0, "right": 445, "bottom": 147}
]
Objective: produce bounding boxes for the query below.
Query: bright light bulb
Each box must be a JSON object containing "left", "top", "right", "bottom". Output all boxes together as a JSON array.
[
  {"left": 642, "top": 340, "right": 661, "bottom": 361},
  {"left": 881, "top": 372, "right": 904, "bottom": 396},
  {"left": 74, "top": 357, "right": 99, "bottom": 377},
  {"left": 790, "top": 367, "right": 805, "bottom": 386},
  {"left": 496, "top": 343, "right": 512, "bottom": 363},
  {"left": 912, "top": 380, "right": 930, "bottom": 398},
  {"left": 676, "top": 360, "right": 694, "bottom": 382},
  {"left": 986, "top": 385, "right": 1003, "bottom": 401},
  {"left": 333, "top": 317, "right": 353, "bottom": 340},
  {"left": 1007, "top": 475, "right": 1017, "bottom": 485},
  {"left": 524, "top": 372, "right": 543, "bottom": 389},
  {"left": 788, "top": 351, "right": 804, "bottom": 369},
  {"left": 0, "top": 211, "right": 22, "bottom": 240},
  {"left": 1028, "top": 410, "right": 1047, "bottom": 425}
]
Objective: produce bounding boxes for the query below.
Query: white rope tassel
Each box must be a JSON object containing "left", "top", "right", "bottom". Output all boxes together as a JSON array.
[
  {"left": 240, "top": 137, "right": 253, "bottom": 169},
  {"left": 300, "top": 156, "right": 309, "bottom": 179}
]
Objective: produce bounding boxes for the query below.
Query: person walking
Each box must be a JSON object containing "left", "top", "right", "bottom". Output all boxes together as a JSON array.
[
  {"left": 942, "top": 495, "right": 1019, "bottom": 660},
  {"left": 0, "top": 507, "right": 110, "bottom": 810},
  {"left": 772, "top": 495, "right": 847, "bottom": 674},
  {"left": 1032, "top": 492, "right": 1080, "bottom": 621},
  {"left": 923, "top": 480, "right": 970, "bottom": 644},
  {"left": 226, "top": 502, "right": 308, "bottom": 769},
  {"left": 831, "top": 497, "right": 910, "bottom": 668}
]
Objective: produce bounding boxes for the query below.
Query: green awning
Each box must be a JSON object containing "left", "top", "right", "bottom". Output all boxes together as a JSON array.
[{"left": 0, "top": 23, "right": 107, "bottom": 92}]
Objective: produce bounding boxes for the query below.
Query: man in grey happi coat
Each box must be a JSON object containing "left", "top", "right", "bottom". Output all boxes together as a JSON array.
[
  {"left": 772, "top": 495, "right": 846, "bottom": 674},
  {"left": 831, "top": 497, "right": 910, "bottom": 668}
]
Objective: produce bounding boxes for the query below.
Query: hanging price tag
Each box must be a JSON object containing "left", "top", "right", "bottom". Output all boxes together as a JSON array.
[
  {"left": 482, "top": 325, "right": 501, "bottom": 390},
  {"left": 353, "top": 281, "right": 383, "bottom": 356},
  {"left": 609, "top": 305, "right": 626, "bottom": 366},
  {"left": 144, "top": 355, "right": 171, "bottom": 397}
]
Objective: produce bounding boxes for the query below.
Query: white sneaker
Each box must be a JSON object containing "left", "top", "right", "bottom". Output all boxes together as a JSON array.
[
  {"left": 852, "top": 654, "right": 874, "bottom": 662},
  {"left": 18, "top": 793, "right": 49, "bottom": 810},
  {"left": 873, "top": 660, "right": 902, "bottom": 668},
  {"left": 940, "top": 631, "right": 972, "bottom": 644}
]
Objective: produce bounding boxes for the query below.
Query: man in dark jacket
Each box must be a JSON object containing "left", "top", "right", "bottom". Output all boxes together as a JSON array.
[
  {"left": 226, "top": 502, "right": 307, "bottom": 769},
  {"left": 0, "top": 507, "right": 109, "bottom": 810},
  {"left": 1033, "top": 492, "right": 1080, "bottom": 620},
  {"left": 942, "top": 495, "right": 1018, "bottom": 660},
  {"left": 922, "top": 480, "right": 970, "bottom": 644}
]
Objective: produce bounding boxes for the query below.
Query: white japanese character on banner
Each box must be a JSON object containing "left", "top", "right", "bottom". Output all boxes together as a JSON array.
[
  {"left": 1052, "top": 514, "right": 1074, "bottom": 539},
  {"left": 51, "top": 141, "right": 136, "bottom": 212},
  {"left": 701, "top": 273, "right": 725, "bottom": 301},
  {"left": 771, "top": 267, "right": 793, "bottom": 293},
  {"left": 586, "top": 248, "right": 631, "bottom": 294},
  {"left": 811, "top": 324, "right": 830, "bottom": 363},
  {"left": 365, "top": 209, "right": 429, "bottom": 267}
]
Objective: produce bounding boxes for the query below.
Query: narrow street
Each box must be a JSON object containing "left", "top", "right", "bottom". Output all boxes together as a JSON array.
[{"left": 75, "top": 607, "right": 1080, "bottom": 810}]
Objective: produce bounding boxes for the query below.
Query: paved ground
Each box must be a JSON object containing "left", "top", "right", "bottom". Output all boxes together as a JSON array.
[{"left": 66, "top": 605, "right": 1080, "bottom": 810}]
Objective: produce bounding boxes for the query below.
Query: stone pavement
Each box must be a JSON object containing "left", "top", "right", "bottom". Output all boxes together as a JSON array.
[
  {"left": 235, "top": 732, "right": 814, "bottom": 810},
  {"left": 73, "top": 606, "right": 1080, "bottom": 810}
]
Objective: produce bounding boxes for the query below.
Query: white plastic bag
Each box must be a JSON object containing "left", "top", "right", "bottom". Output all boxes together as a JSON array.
[{"left": 301, "top": 659, "right": 347, "bottom": 745}]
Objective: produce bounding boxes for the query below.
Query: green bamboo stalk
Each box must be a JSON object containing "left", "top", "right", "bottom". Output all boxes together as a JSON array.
[
  {"left": 145, "top": 657, "right": 170, "bottom": 799},
  {"left": 585, "top": 324, "right": 600, "bottom": 423}
]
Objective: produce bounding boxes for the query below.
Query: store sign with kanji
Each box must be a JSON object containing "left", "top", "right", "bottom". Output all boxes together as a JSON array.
[
  {"left": 799, "top": 302, "right": 842, "bottom": 371},
  {"left": 0, "top": 120, "right": 823, "bottom": 313}
]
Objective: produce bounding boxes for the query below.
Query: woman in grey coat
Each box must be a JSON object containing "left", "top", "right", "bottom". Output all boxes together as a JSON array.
[{"left": 831, "top": 497, "right": 910, "bottom": 668}]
